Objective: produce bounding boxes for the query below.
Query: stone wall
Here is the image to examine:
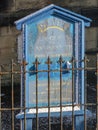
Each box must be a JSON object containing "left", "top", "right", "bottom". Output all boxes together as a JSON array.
[
  {"left": 0, "top": 1, "right": 98, "bottom": 67},
  {"left": 1, "top": 0, "right": 98, "bottom": 12},
  {"left": 0, "top": 26, "right": 20, "bottom": 64}
]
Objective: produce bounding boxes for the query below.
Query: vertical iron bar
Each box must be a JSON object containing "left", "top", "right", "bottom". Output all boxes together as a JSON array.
[
  {"left": 72, "top": 57, "right": 75, "bottom": 130},
  {"left": 35, "top": 58, "right": 39, "bottom": 130},
  {"left": 11, "top": 59, "right": 14, "bottom": 130},
  {"left": 22, "top": 60, "right": 27, "bottom": 130},
  {"left": 20, "top": 65, "right": 23, "bottom": 130},
  {"left": 59, "top": 56, "right": 63, "bottom": 130},
  {"left": 96, "top": 54, "right": 98, "bottom": 130},
  {"left": 84, "top": 57, "right": 87, "bottom": 130},
  {"left": 46, "top": 57, "right": 51, "bottom": 130}
]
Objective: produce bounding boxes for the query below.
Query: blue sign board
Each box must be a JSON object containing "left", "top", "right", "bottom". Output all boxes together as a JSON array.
[
  {"left": 15, "top": 4, "right": 91, "bottom": 108},
  {"left": 15, "top": 4, "right": 92, "bottom": 130},
  {"left": 26, "top": 16, "right": 74, "bottom": 107}
]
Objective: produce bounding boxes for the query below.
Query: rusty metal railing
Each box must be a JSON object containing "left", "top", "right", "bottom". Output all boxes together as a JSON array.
[{"left": 0, "top": 56, "right": 97, "bottom": 130}]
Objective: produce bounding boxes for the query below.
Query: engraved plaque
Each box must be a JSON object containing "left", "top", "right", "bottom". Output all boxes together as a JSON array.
[
  {"left": 26, "top": 16, "right": 74, "bottom": 107},
  {"left": 27, "top": 16, "right": 73, "bottom": 60}
]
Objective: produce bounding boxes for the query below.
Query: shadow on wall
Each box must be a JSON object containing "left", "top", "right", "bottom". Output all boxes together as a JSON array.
[{"left": 0, "top": 0, "right": 13, "bottom": 11}]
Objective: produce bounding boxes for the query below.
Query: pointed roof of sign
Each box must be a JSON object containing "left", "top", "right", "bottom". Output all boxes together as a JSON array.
[{"left": 15, "top": 4, "right": 92, "bottom": 30}]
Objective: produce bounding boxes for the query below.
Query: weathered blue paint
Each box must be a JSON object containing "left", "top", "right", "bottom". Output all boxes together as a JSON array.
[
  {"left": 15, "top": 4, "right": 91, "bottom": 130},
  {"left": 15, "top": 4, "right": 91, "bottom": 30},
  {"left": 25, "top": 16, "right": 75, "bottom": 107},
  {"left": 81, "top": 21, "right": 85, "bottom": 108}
]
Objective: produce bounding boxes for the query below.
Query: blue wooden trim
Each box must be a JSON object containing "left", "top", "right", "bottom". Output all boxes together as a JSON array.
[
  {"left": 81, "top": 21, "right": 85, "bottom": 108},
  {"left": 23, "top": 18, "right": 85, "bottom": 108},
  {"left": 21, "top": 24, "right": 30, "bottom": 108},
  {"left": 25, "top": 24, "right": 30, "bottom": 108},
  {"left": 52, "top": 9, "right": 90, "bottom": 25},
  {"left": 53, "top": 5, "right": 92, "bottom": 24},
  {"left": 16, "top": 110, "right": 84, "bottom": 119},
  {"left": 24, "top": 7, "right": 84, "bottom": 26},
  {"left": 16, "top": 109, "right": 92, "bottom": 119},
  {"left": 22, "top": 119, "right": 32, "bottom": 130},
  {"left": 15, "top": 4, "right": 92, "bottom": 30}
]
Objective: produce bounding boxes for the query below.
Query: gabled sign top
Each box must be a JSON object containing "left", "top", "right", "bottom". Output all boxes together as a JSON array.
[{"left": 15, "top": 4, "right": 92, "bottom": 30}]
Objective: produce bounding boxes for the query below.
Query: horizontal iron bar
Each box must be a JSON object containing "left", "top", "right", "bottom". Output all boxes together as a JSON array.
[
  {"left": 0, "top": 67, "right": 96, "bottom": 75},
  {"left": 0, "top": 103, "right": 97, "bottom": 111}
]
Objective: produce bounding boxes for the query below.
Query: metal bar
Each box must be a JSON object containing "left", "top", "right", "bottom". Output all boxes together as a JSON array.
[
  {"left": 72, "top": 57, "right": 75, "bottom": 130},
  {"left": 46, "top": 57, "right": 51, "bottom": 130},
  {"left": 96, "top": 54, "right": 98, "bottom": 130},
  {"left": 0, "top": 58, "right": 97, "bottom": 130},
  {"left": 22, "top": 60, "right": 27, "bottom": 130},
  {"left": 0, "top": 66, "right": 96, "bottom": 75},
  {"left": 0, "top": 102, "right": 96, "bottom": 111},
  {"left": 58, "top": 56, "right": 63, "bottom": 130},
  {"left": 35, "top": 58, "right": 39, "bottom": 130},
  {"left": 11, "top": 59, "right": 14, "bottom": 130},
  {"left": 84, "top": 57, "right": 87, "bottom": 130},
  {"left": 20, "top": 64, "right": 23, "bottom": 130},
  {"left": 60, "top": 61, "right": 62, "bottom": 130}
]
